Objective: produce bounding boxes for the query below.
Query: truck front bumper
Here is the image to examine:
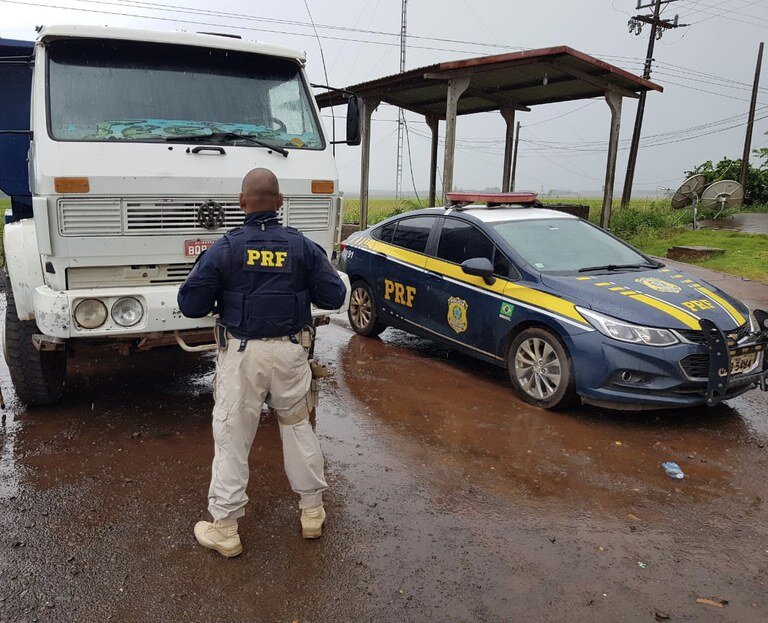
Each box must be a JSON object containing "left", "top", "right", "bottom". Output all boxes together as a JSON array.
[{"left": 33, "top": 272, "right": 351, "bottom": 339}]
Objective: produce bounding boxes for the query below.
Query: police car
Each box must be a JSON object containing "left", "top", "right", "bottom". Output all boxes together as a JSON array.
[{"left": 338, "top": 192, "right": 768, "bottom": 411}]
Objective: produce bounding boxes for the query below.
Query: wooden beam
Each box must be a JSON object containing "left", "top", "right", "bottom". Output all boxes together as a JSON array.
[
  {"left": 545, "top": 60, "right": 640, "bottom": 99},
  {"left": 465, "top": 87, "right": 531, "bottom": 112}
]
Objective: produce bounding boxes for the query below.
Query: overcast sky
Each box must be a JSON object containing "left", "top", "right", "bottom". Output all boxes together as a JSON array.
[{"left": 2, "top": 0, "right": 766, "bottom": 197}]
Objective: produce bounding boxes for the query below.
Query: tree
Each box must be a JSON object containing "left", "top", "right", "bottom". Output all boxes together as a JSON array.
[{"left": 686, "top": 133, "right": 768, "bottom": 206}]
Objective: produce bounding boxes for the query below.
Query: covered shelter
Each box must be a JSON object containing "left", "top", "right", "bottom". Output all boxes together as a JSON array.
[{"left": 316, "top": 46, "right": 662, "bottom": 229}]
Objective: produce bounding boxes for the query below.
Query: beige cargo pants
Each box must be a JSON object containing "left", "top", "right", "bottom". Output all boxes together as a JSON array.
[{"left": 207, "top": 334, "right": 327, "bottom": 521}]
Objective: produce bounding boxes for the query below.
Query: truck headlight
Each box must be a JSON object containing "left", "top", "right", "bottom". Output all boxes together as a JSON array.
[
  {"left": 74, "top": 299, "right": 108, "bottom": 329},
  {"left": 577, "top": 307, "right": 678, "bottom": 347},
  {"left": 111, "top": 297, "right": 144, "bottom": 327}
]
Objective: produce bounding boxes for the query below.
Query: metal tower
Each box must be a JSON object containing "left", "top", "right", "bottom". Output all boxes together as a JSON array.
[{"left": 395, "top": 0, "right": 407, "bottom": 200}]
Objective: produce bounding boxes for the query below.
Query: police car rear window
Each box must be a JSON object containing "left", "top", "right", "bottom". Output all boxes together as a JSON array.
[{"left": 389, "top": 217, "right": 433, "bottom": 253}]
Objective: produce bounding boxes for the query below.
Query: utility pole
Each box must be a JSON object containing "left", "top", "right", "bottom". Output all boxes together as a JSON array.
[
  {"left": 620, "top": 0, "right": 685, "bottom": 207},
  {"left": 395, "top": 0, "right": 408, "bottom": 200},
  {"left": 739, "top": 41, "right": 764, "bottom": 191},
  {"left": 510, "top": 122, "right": 521, "bottom": 191}
]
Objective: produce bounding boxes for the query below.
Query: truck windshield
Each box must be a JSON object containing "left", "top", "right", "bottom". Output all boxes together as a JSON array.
[
  {"left": 492, "top": 218, "right": 652, "bottom": 273},
  {"left": 47, "top": 38, "right": 324, "bottom": 149}
]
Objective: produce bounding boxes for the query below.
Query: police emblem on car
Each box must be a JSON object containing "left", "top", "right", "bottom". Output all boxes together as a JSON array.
[
  {"left": 447, "top": 297, "right": 468, "bottom": 333},
  {"left": 634, "top": 277, "right": 681, "bottom": 294},
  {"left": 338, "top": 192, "right": 768, "bottom": 411},
  {"left": 197, "top": 199, "right": 226, "bottom": 230}
]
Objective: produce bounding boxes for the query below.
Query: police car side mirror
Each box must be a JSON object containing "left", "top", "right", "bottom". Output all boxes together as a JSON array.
[{"left": 461, "top": 257, "right": 496, "bottom": 285}]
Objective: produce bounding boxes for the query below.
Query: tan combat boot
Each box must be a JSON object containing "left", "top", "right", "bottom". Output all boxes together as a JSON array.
[
  {"left": 194, "top": 518, "right": 242, "bottom": 557},
  {"left": 300, "top": 505, "right": 326, "bottom": 539}
]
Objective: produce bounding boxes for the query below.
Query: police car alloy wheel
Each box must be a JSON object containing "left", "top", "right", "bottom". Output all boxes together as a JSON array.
[
  {"left": 508, "top": 328, "right": 576, "bottom": 410},
  {"left": 348, "top": 281, "right": 385, "bottom": 337}
]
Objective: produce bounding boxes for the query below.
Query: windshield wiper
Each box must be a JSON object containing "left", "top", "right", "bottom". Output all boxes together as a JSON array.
[
  {"left": 578, "top": 262, "right": 659, "bottom": 273},
  {"left": 165, "top": 132, "right": 288, "bottom": 157}
]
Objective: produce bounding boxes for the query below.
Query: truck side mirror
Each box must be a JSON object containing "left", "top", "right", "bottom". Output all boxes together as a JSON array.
[
  {"left": 346, "top": 95, "right": 362, "bottom": 146},
  {"left": 461, "top": 257, "right": 496, "bottom": 285}
]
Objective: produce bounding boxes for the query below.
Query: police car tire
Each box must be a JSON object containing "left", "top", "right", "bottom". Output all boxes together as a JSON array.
[
  {"left": 348, "top": 281, "right": 386, "bottom": 337},
  {"left": 3, "top": 277, "right": 66, "bottom": 406},
  {"left": 507, "top": 327, "right": 576, "bottom": 410}
]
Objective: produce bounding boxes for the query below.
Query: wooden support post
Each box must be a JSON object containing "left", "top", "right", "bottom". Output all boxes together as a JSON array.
[
  {"left": 358, "top": 97, "right": 380, "bottom": 230},
  {"left": 441, "top": 77, "right": 471, "bottom": 202},
  {"left": 426, "top": 116, "right": 439, "bottom": 207},
  {"left": 501, "top": 107, "right": 516, "bottom": 192},
  {"left": 601, "top": 91, "right": 622, "bottom": 230},
  {"left": 511, "top": 121, "right": 521, "bottom": 191}
]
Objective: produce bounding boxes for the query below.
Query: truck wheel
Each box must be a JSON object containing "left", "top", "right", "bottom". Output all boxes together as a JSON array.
[
  {"left": 508, "top": 327, "right": 576, "bottom": 410},
  {"left": 348, "top": 280, "right": 385, "bottom": 337},
  {"left": 4, "top": 278, "right": 66, "bottom": 406}
]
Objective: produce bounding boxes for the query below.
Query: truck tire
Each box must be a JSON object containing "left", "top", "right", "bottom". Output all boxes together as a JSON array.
[{"left": 4, "top": 277, "right": 66, "bottom": 406}]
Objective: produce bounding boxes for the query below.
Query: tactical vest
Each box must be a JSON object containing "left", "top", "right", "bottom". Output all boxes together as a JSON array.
[{"left": 218, "top": 221, "right": 312, "bottom": 338}]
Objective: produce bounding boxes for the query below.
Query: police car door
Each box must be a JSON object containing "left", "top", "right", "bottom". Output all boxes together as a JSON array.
[
  {"left": 423, "top": 217, "right": 515, "bottom": 362},
  {"left": 372, "top": 215, "right": 435, "bottom": 328}
]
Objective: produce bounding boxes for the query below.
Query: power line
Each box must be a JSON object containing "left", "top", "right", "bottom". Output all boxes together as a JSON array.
[{"left": 403, "top": 118, "right": 422, "bottom": 206}]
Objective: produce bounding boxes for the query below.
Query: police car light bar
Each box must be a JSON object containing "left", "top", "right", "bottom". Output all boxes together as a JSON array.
[{"left": 446, "top": 191, "right": 539, "bottom": 209}]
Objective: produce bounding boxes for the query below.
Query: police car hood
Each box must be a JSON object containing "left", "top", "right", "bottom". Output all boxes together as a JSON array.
[{"left": 540, "top": 268, "right": 749, "bottom": 332}]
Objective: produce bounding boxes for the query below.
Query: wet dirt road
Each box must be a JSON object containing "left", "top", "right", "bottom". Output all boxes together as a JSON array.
[{"left": 1, "top": 317, "right": 768, "bottom": 622}]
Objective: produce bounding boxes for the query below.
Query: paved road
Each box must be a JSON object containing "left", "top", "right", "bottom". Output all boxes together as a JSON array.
[
  {"left": 698, "top": 212, "right": 768, "bottom": 235},
  {"left": 1, "top": 270, "right": 767, "bottom": 622}
]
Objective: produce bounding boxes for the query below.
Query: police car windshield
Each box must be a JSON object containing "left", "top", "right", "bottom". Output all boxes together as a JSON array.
[{"left": 491, "top": 218, "right": 650, "bottom": 274}]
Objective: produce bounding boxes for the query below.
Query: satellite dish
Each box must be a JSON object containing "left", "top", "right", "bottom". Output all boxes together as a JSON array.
[
  {"left": 700, "top": 180, "right": 743, "bottom": 218},
  {"left": 671, "top": 174, "right": 708, "bottom": 209}
]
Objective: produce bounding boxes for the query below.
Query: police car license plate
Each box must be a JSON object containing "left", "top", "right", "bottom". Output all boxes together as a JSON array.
[
  {"left": 730, "top": 352, "right": 757, "bottom": 375},
  {"left": 184, "top": 239, "right": 216, "bottom": 256}
]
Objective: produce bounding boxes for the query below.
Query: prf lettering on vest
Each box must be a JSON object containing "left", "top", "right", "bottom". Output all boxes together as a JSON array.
[
  {"left": 384, "top": 279, "right": 416, "bottom": 307},
  {"left": 682, "top": 298, "right": 716, "bottom": 312},
  {"left": 246, "top": 249, "right": 288, "bottom": 268}
]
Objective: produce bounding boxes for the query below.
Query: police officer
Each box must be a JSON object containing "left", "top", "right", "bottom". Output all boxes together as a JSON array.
[{"left": 178, "top": 168, "right": 347, "bottom": 558}]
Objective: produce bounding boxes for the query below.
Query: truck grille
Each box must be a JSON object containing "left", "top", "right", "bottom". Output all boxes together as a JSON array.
[
  {"left": 58, "top": 196, "right": 332, "bottom": 236},
  {"left": 67, "top": 263, "right": 194, "bottom": 288}
]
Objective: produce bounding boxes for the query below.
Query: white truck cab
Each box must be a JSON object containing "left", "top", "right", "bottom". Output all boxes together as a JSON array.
[{"left": 0, "top": 25, "right": 358, "bottom": 405}]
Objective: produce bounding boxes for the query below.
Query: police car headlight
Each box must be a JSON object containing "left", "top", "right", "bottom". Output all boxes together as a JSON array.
[
  {"left": 577, "top": 307, "right": 678, "bottom": 347},
  {"left": 74, "top": 299, "right": 108, "bottom": 329},
  {"left": 111, "top": 297, "right": 144, "bottom": 327}
]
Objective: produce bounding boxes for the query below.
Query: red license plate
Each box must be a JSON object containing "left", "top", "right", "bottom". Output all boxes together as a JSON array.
[{"left": 184, "top": 239, "right": 217, "bottom": 257}]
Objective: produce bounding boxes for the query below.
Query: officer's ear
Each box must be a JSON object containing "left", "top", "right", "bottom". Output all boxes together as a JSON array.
[
  {"left": 276, "top": 193, "right": 284, "bottom": 210},
  {"left": 238, "top": 193, "right": 246, "bottom": 211}
]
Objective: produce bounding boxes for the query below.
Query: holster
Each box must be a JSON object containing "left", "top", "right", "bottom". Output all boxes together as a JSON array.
[{"left": 214, "top": 324, "right": 228, "bottom": 350}]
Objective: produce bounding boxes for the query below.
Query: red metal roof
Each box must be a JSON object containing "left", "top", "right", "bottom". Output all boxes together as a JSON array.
[{"left": 316, "top": 46, "right": 662, "bottom": 117}]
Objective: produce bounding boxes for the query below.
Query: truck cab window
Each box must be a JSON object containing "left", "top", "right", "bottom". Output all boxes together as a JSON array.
[{"left": 46, "top": 39, "right": 324, "bottom": 149}]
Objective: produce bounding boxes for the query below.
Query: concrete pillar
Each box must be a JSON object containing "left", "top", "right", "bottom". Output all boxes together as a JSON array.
[
  {"left": 358, "top": 97, "right": 380, "bottom": 230},
  {"left": 441, "top": 77, "right": 471, "bottom": 202},
  {"left": 501, "top": 107, "right": 516, "bottom": 192},
  {"left": 426, "top": 116, "right": 439, "bottom": 207},
  {"left": 600, "top": 91, "right": 622, "bottom": 230}
]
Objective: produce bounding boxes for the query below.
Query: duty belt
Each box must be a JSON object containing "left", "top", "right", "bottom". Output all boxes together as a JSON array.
[{"left": 214, "top": 324, "right": 308, "bottom": 351}]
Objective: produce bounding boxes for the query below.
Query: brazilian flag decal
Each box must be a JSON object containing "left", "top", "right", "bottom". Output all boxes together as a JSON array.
[{"left": 499, "top": 302, "right": 515, "bottom": 321}]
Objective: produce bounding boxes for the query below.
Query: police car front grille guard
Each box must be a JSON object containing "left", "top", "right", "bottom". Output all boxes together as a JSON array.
[{"left": 701, "top": 309, "right": 768, "bottom": 406}]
